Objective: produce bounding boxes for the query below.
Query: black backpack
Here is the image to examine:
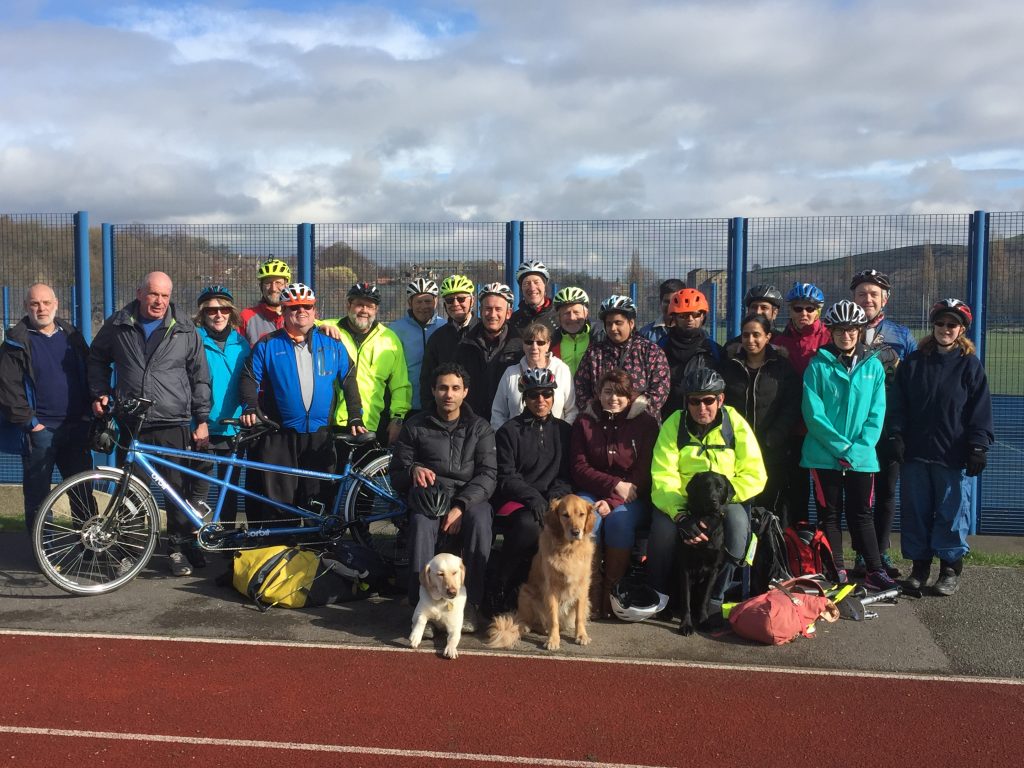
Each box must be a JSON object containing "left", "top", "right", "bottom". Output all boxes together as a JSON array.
[{"left": 749, "top": 506, "right": 793, "bottom": 595}]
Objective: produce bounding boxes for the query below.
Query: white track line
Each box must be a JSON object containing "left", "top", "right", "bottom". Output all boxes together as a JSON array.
[
  {"left": 0, "top": 628, "right": 1021, "bottom": 686},
  {"left": 0, "top": 725, "right": 669, "bottom": 768}
]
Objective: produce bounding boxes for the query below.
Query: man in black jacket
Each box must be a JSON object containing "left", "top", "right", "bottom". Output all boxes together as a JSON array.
[
  {"left": 88, "top": 271, "right": 211, "bottom": 576},
  {"left": 0, "top": 283, "right": 92, "bottom": 534},
  {"left": 419, "top": 275, "right": 478, "bottom": 402},
  {"left": 455, "top": 283, "right": 523, "bottom": 420},
  {"left": 390, "top": 362, "right": 497, "bottom": 632},
  {"left": 489, "top": 368, "right": 572, "bottom": 614}
]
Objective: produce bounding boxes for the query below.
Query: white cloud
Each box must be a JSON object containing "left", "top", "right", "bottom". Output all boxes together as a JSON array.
[{"left": 0, "top": 0, "right": 1023, "bottom": 224}]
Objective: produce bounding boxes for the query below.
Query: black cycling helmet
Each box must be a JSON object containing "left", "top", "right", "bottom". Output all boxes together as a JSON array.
[
  {"left": 197, "top": 284, "right": 234, "bottom": 306},
  {"left": 683, "top": 368, "right": 726, "bottom": 395},
  {"left": 408, "top": 484, "right": 451, "bottom": 520},
  {"left": 518, "top": 367, "right": 558, "bottom": 393},
  {"left": 89, "top": 414, "right": 118, "bottom": 454},
  {"left": 849, "top": 269, "right": 892, "bottom": 293},
  {"left": 348, "top": 282, "right": 382, "bottom": 305},
  {"left": 743, "top": 284, "right": 783, "bottom": 309},
  {"left": 598, "top": 295, "right": 637, "bottom": 321}
]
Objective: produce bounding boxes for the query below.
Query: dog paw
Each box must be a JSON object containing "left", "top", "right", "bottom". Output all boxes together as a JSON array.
[
  {"left": 677, "top": 621, "right": 695, "bottom": 637},
  {"left": 409, "top": 637, "right": 421, "bottom": 649},
  {"left": 443, "top": 645, "right": 459, "bottom": 660},
  {"left": 544, "top": 637, "right": 561, "bottom": 651},
  {"left": 575, "top": 632, "right": 591, "bottom": 646}
]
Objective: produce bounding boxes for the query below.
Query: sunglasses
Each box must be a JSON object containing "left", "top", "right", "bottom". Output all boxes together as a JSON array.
[
  {"left": 833, "top": 327, "right": 860, "bottom": 336},
  {"left": 283, "top": 304, "right": 314, "bottom": 312},
  {"left": 443, "top": 295, "right": 470, "bottom": 305},
  {"left": 203, "top": 307, "right": 232, "bottom": 316},
  {"left": 791, "top": 305, "right": 818, "bottom": 314},
  {"left": 525, "top": 389, "right": 555, "bottom": 400},
  {"left": 933, "top": 321, "right": 961, "bottom": 329},
  {"left": 673, "top": 312, "right": 702, "bottom": 320},
  {"left": 687, "top": 396, "right": 719, "bottom": 407},
  {"left": 522, "top": 339, "right": 548, "bottom": 346}
]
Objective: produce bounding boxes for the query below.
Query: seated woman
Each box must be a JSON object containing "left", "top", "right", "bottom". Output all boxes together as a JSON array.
[
  {"left": 647, "top": 368, "right": 767, "bottom": 600},
  {"left": 491, "top": 322, "right": 577, "bottom": 430},
  {"left": 490, "top": 368, "right": 573, "bottom": 614},
  {"left": 570, "top": 368, "right": 658, "bottom": 618},
  {"left": 720, "top": 313, "right": 800, "bottom": 519}
]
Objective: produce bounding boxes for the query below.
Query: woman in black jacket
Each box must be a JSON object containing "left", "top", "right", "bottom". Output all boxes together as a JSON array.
[
  {"left": 720, "top": 313, "right": 801, "bottom": 521},
  {"left": 488, "top": 368, "right": 573, "bottom": 615}
]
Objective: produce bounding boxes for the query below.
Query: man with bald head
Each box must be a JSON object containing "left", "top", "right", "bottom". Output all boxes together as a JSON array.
[
  {"left": 0, "top": 283, "right": 93, "bottom": 535},
  {"left": 88, "top": 271, "right": 211, "bottom": 576}
]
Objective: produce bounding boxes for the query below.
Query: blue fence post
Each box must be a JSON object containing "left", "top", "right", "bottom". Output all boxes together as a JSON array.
[
  {"left": 297, "top": 223, "right": 314, "bottom": 288},
  {"left": 966, "top": 209, "right": 989, "bottom": 536},
  {"left": 73, "top": 211, "right": 92, "bottom": 342},
  {"left": 727, "top": 217, "right": 747, "bottom": 340},
  {"left": 629, "top": 282, "right": 638, "bottom": 306},
  {"left": 101, "top": 224, "right": 115, "bottom": 318},
  {"left": 710, "top": 282, "right": 719, "bottom": 344},
  {"left": 506, "top": 221, "right": 523, "bottom": 307},
  {"left": 2, "top": 286, "right": 9, "bottom": 330}
]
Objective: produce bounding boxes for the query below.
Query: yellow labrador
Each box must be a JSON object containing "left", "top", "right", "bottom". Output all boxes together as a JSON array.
[{"left": 409, "top": 552, "right": 467, "bottom": 660}]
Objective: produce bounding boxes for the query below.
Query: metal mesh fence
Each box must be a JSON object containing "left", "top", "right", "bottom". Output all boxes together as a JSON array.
[
  {"left": 981, "top": 212, "right": 1024, "bottom": 534},
  {"left": 747, "top": 215, "right": 972, "bottom": 337},
  {"left": 523, "top": 219, "right": 731, "bottom": 341},
  {"left": 110, "top": 224, "right": 299, "bottom": 322},
  {"left": 312, "top": 222, "right": 507, "bottom": 322}
]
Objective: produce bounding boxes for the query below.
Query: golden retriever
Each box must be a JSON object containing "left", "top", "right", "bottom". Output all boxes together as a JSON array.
[
  {"left": 486, "top": 495, "right": 596, "bottom": 651},
  {"left": 409, "top": 552, "right": 467, "bottom": 660}
]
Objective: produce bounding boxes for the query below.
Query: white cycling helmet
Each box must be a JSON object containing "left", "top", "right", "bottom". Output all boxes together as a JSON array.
[
  {"left": 610, "top": 575, "right": 669, "bottom": 622},
  {"left": 516, "top": 259, "right": 550, "bottom": 284},
  {"left": 478, "top": 281, "right": 515, "bottom": 306},
  {"left": 406, "top": 277, "right": 439, "bottom": 297},
  {"left": 823, "top": 299, "right": 867, "bottom": 327},
  {"left": 279, "top": 283, "right": 316, "bottom": 306}
]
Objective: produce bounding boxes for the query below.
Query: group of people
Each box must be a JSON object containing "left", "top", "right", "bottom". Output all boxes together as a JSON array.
[{"left": 0, "top": 257, "right": 994, "bottom": 632}]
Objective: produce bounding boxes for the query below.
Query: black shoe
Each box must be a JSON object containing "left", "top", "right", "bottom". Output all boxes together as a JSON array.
[
  {"left": 905, "top": 560, "right": 931, "bottom": 592},
  {"left": 934, "top": 561, "right": 961, "bottom": 596},
  {"left": 185, "top": 543, "right": 208, "bottom": 570}
]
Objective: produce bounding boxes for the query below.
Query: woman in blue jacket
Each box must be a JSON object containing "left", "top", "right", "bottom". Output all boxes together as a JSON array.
[
  {"left": 190, "top": 285, "right": 250, "bottom": 544},
  {"left": 801, "top": 300, "right": 893, "bottom": 591},
  {"left": 888, "top": 299, "right": 994, "bottom": 596}
]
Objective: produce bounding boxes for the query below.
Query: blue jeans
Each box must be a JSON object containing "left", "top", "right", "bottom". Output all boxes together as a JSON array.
[
  {"left": 578, "top": 494, "right": 650, "bottom": 549},
  {"left": 22, "top": 421, "right": 93, "bottom": 532},
  {"left": 899, "top": 460, "right": 972, "bottom": 562},
  {"left": 645, "top": 502, "right": 750, "bottom": 595}
]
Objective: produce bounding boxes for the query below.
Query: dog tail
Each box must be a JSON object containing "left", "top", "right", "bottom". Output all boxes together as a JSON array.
[{"left": 484, "top": 613, "right": 524, "bottom": 649}]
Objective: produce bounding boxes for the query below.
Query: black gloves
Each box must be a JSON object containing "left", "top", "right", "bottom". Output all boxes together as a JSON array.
[
  {"left": 965, "top": 445, "right": 988, "bottom": 477},
  {"left": 887, "top": 433, "right": 905, "bottom": 464},
  {"left": 675, "top": 515, "right": 703, "bottom": 541},
  {"left": 531, "top": 502, "right": 546, "bottom": 528}
]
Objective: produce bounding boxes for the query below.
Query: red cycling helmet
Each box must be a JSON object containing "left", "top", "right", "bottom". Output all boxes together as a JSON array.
[{"left": 929, "top": 298, "right": 973, "bottom": 329}]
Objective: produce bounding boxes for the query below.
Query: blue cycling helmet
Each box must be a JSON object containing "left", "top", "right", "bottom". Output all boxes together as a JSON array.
[{"left": 785, "top": 282, "right": 825, "bottom": 306}]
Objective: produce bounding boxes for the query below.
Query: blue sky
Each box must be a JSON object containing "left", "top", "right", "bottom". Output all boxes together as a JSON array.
[{"left": 1, "top": 0, "right": 1023, "bottom": 223}]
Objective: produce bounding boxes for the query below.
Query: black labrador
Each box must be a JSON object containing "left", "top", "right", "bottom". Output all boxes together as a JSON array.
[{"left": 675, "top": 471, "right": 733, "bottom": 636}]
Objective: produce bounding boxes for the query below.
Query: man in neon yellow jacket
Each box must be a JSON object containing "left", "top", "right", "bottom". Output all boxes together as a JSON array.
[
  {"left": 324, "top": 283, "right": 412, "bottom": 445},
  {"left": 647, "top": 368, "right": 767, "bottom": 598}
]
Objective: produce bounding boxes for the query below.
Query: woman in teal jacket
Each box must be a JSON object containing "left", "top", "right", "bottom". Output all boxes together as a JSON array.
[
  {"left": 801, "top": 300, "right": 894, "bottom": 591},
  {"left": 191, "top": 286, "right": 251, "bottom": 542}
]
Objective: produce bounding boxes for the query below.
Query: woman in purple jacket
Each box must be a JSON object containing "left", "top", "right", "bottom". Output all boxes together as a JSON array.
[{"left": 570, "top": 368, "right": 659, "bottom": 618}]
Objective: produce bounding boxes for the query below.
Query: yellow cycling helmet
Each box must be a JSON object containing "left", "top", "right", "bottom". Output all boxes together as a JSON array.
[{"left": 257, "top": 257, "right": 292, "bottom": 282}]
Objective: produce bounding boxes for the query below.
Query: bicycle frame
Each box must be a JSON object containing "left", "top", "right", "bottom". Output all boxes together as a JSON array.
[{"left": 121, "top": 437, "right": 403, "bottom": 548}]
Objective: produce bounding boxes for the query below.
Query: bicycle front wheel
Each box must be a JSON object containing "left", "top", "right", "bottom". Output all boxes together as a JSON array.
[
  {"left": 33, "top": 467, "right": 161, "bottom": 595},
  {"left": 343, "top": 453, "right": 408, "bottom": 567}
]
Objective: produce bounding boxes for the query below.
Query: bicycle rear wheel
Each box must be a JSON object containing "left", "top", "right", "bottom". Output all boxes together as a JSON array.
[
  {"left": 32, "top": 467, "right": 161, "bottom": 595},
  {"left": 343, "top": 453, "right": 408, "bottom": 567}
]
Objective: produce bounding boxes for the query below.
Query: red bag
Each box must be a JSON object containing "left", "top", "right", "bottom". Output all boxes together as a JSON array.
[
  {"left": 729, "top": 578, "right": 839, "bottom": 645},
  {"left": 783, "top": 522, "right": 839, "bottom": 581}
]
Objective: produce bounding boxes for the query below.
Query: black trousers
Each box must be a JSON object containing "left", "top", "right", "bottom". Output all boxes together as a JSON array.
[
  {"left": 188, "top": 435, "right": 241, "bottom": 527},
  {"left": 778, "top": 434, "right": 811, "bottom": 528},
  {"left": 120, "top": 424, "right": 192, "bottom": 553},
  {"left": 873, "top": 452, "right": 899, "bottom": 553},
  {"left": 252, "top": 427, "right": 336, "bottom": 526},
  {"left": 493, "top": 506, "right": 541, "bottom": 597},
  {"left": 811, "top": 468, "right": 881, "bottom": 572}
]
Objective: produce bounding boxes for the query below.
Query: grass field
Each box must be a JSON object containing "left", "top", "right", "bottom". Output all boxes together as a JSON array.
[{"left": 982, "top": 330, "right": 1024, "bottom": 395}]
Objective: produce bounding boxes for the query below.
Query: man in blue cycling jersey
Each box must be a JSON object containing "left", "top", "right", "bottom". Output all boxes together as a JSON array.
[{"left": 240, "top": 283, "right": 364, "bottom": 522}]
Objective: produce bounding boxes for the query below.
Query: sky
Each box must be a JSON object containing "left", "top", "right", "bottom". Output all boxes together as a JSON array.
[{"left": 2, "top": 0, "right": 1023, "bottom": 224}]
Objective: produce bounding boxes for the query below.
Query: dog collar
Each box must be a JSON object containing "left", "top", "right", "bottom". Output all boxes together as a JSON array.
[{"left": 446, "top": 600, "right": 454, "bottom": 612}]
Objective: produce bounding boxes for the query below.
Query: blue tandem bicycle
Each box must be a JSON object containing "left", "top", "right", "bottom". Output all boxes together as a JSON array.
[{"left": 31, "top": 398, "right": 408, "bottom": 596}]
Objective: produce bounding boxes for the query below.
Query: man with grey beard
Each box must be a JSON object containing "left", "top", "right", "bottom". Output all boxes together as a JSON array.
[
  {"left": 0, "top": 283, "right": 92, "bottom": 536},
  {"left": 321, "top": 282, "right": 412, "bottom": 446}
]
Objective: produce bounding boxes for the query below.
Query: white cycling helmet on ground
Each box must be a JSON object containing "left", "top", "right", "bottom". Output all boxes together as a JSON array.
[{"left": 610, "top": 575, "right": 669, "bottom": 622}]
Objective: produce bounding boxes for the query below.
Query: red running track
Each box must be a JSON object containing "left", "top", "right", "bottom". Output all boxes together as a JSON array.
[{"left": 0, "top": 632, "right": 1020, "bottom": 767}]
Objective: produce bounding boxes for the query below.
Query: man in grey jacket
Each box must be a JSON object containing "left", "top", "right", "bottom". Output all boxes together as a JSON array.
[{"left": 88, "top": 271, "right": 212, "bottom": 576}]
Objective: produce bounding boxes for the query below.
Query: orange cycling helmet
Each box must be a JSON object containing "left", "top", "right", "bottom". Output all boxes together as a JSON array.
[{"left": 668, "top": 288, "right": 709, "bottom": 315}]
